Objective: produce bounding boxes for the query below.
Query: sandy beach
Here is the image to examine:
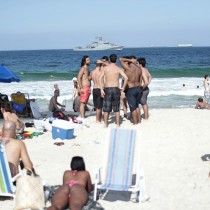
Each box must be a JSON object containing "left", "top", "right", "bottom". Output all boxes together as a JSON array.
[{"left": 1, "top": 108, "right": 210, "bottom": 210}]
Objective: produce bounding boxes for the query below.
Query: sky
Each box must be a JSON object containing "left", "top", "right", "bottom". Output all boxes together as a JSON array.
[{"left": 0, "top": 0, "right": 210, "bottom": 50}]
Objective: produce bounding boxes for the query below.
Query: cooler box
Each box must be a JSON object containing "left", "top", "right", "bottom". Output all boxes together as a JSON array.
[{"left": 52, "top": 119, "right": 74, "bottom": 140}]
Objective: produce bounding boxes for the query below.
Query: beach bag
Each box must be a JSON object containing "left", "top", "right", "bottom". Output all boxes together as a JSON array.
[
  {"left": 14, "top": 169, "right": 45, "bottom": 210},
  {"left": 53, "top": 110, "right": 69, "bottom": 121}
]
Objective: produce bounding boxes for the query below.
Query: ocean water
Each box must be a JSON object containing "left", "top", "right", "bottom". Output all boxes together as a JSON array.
[{"left": 0, "top": 47, "right": 210, "bottom": 111}]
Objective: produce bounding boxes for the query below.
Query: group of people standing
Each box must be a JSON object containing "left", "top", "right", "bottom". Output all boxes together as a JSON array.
[{"left": 76, "top": 53, "right": 152, "bottom": 127}]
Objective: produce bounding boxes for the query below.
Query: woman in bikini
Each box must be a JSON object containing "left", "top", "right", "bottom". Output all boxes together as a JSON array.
[{"left": 47, "top": 156, "right": 93, "bottom": 210}]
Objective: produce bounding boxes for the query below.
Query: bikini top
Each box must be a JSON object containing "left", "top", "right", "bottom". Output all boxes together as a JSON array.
[{"left": 65, "top": 170, "right": 85, "bottom": 187}]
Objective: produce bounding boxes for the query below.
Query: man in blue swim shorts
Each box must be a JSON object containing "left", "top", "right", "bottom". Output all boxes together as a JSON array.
[{"left": 120, "top": 56, "right": 142, "bottom": 124}]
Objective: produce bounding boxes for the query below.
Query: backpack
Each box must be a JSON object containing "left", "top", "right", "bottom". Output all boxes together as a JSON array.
[{"left": 52, "top": 111, "right": 69, "bottom": 121}]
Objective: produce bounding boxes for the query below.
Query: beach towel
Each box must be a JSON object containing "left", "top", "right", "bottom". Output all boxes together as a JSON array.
[{"left": 16, "top": 131, "right": 43, "bottom": 140}]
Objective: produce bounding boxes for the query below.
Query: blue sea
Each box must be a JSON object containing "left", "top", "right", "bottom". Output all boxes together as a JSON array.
[{"left": 0, "top": 47, "right": 210, "bottom": 111}]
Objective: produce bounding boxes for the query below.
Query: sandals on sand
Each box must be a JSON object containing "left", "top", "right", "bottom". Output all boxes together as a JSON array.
[{"left": 54, "top": 142, "right": 64, "bottom": 146}]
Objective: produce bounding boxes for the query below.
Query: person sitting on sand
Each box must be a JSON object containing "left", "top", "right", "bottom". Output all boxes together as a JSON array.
[
  {"left": 1, "top": 102, "right": 25, "bottom": 134},
  {"left": 194, "top": 97, "right": 210, "bottom": 109},
  {"left": 0, "top": 121, "right": 34, "bottom": 177},
  {"left": 49, "top": 89, "right": 66, "bottom": 112},
  {"left": 72, "top": 77, "right": 79, "bottom": 99},
  {"left": 47, "top": 156, "right": 93, "bottom": 210}
]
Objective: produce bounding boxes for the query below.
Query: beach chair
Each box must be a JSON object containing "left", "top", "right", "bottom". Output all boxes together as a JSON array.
[
  {"left": 0, "top": 145, "right": 21, "bottom": 198},
  {"left": 30, "top": 101, "right": 42, "bottom": 119},
  {"left": 11, "top": 92, "right": 29, "bottom": 117},
  {"left": 94, "top": 128, "right": 148, "bottom": 204}
]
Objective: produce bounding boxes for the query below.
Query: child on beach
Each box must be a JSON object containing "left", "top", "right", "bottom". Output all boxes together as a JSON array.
[{"left": 47, "top": 156, "right": 93, "bottom": 210}]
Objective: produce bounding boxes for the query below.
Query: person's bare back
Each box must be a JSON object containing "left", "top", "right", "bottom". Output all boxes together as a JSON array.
[
  {"left": 1, "top": 121, "right": 33, "bottom": 176},
  {"left": 103, "top": 63, "right": 127, "bottom": 88},
  {"left": 3, "top": 112, "right": 24, "bottom": 130},
  {"left": 141, "top": 67, "right": 151, "bottom": 88},
  {"left": 91, "top": 64, "right": 103, "bottom": 89},
  {"left": 1, "top": 102, "right": 25, "bottom": 132},
  {"left": 119, "top": 57, "right": 142, "bottom": 88}
]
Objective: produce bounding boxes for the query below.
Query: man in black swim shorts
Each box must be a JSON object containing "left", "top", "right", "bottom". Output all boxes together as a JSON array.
[{"left": 100, "top": 54, "right": 128, "bottom": 127}]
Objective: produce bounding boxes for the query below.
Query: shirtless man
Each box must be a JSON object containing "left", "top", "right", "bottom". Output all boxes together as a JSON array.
[
  {"left": 0, "top": 121, "right": 33, "bottom": 177},
  {"left": 203, "top": 75, "right": 210, "bottom": 102},
  {"left": 100, "top": 54, "right": 128, "bottom": 127},
  {"left": 119, "top": 56, "right": 142, "bottom": 124},
  {"left": 49, "top": 89, "right": 65, "bottom": 112},
  {"left": 137, "top": 58, "right": 152, "bottom": 119},
  {"left": 101, "top": 56, "right": 109, "bottom": 66},
  {"left": 195, "top": 97, "right": 210, "bottom": 109},
  {"left": 1, "top": 102, "right": 25, "bottom": 133},
  {"left": 89, "top": 62, "right": 104, "bottom": 123},
  {"left": 77, "top": 56, "right": 91, "bottom": 118}
]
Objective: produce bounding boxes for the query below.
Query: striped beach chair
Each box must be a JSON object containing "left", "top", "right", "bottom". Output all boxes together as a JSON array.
[
  {"left": 94, "top": 128, "right": 148, "bottom": 203},
  {"left": 0, "top": 144, "right": 19, "bottom": 197}
]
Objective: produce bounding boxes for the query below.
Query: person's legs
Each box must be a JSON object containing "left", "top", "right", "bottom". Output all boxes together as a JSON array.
[
  {"left": 47, "top": 185, "right": 69, "bottom": 210},
  {"left": 115, "top": 111, "right": 120, "bottom": 127},
  {"left": 136, "top": 107, "right": 141, "bottom": 123},
  {"left": 96, "top": 108, "right": 102, "bottom": 123},
  {"left": 142, "top": 104, "right": 149, "bottom": 119},
  {"left": 69, "top": 185, "right": 88, "bottom": 210},
  {"left": 80, "top": 87, "right": 91, "bottom": 118},
  {"left": 122, "top": 97, "right": 127, "bottom": 118},
  {"left": 140, "top": 87, "right": 149, "bottom": 119},
  {"left": 131, "top": 109, "right": 138, "bottom": 124},
  {"left": 80, "top": 102, "right": 86, "bottom": 118},
  {"left": 103, "top": 112, "right": 109, "bottom": 127}
]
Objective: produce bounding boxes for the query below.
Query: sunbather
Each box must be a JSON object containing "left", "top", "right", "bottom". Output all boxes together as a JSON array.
[
  {"left": 47, "top": 156, "right": 93, "bottom": 210},
  {"left": 1, "top": 102, "right": 25, "bottom": 134},
  {"left": 0, "top": 121, "right": 33, "bottom": 177}
]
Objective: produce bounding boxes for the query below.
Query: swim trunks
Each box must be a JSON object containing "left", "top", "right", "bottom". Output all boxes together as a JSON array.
[
  {"left": 125, "top": 86, "right": 142, "bottom": 112},
  {"left": 204, "top": 90, "right": 210, "bottom": 100},
  {"left": 93, "top": 88, "right": 103, "bottom": 109},
  {"left": 139, "top": 87, "right": 150, "bottom": 105},
  {"left": 80, "top": 86, "right": 91, "bottom": 103},
  {"left": 103, "top": 87, "right": 121, "bottom": 113}
]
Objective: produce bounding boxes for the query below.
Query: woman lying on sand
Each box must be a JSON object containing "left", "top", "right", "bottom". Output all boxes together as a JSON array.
[{"left": 47, "top": 156, "right": 93, "bottom": 210}]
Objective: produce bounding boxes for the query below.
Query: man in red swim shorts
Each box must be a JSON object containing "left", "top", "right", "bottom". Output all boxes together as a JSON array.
[{"left": 77, "top": 55, "right": 91, "bottom": 118}]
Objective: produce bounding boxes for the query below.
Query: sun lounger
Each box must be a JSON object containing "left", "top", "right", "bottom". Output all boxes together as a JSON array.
[
  {"left": 94, "top": 128, "right": 149, "bottom": 204},
  {"left": 11, "top": 92, "right": 29, "bottom": 117},
  {"left": 0, "top": 145, "right": 21, "bottom": 197}
]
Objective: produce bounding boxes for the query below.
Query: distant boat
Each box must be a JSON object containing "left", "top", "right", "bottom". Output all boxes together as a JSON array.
[
  {"left": 177, "top": 44, "right": 193, "bottom": 47},
  {"left": 73, "top": 37, "right": 124, "bottom": 51}
]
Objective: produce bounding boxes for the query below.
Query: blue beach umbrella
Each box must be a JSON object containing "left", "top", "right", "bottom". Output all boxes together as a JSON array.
[{"left": 0, "top": 65, "right": 20, "bottom": 83}]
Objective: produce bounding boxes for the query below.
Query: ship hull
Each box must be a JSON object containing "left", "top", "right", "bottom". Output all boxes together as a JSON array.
[{"left": 73, "top": 46, "right": 124, "bottom": 51}]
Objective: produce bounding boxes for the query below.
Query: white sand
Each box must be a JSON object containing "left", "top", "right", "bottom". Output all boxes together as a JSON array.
[{"left": 1, "top": 108, "right": 210, "bottom": 210}]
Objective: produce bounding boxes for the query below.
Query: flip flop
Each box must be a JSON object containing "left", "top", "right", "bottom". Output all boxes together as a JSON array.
[{"left": 54, "top": 142, "right": 64, "bottom": 146}]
